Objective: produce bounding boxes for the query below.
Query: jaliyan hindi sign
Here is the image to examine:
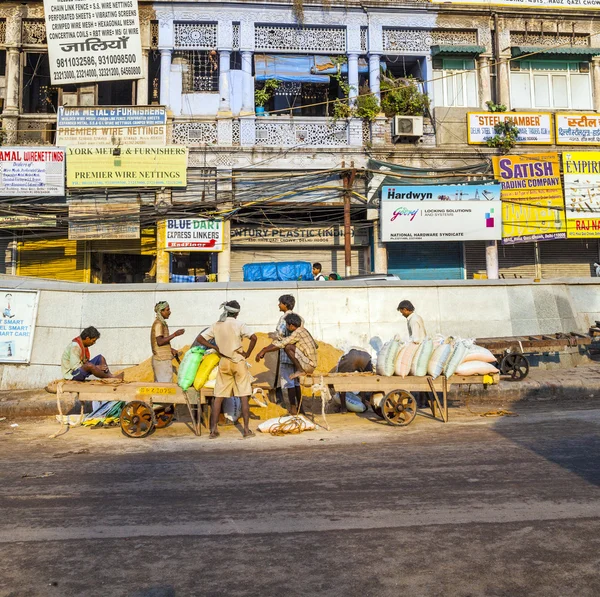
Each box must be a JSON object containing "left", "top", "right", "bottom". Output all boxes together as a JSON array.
[
  {"left": 467, "top": 112, "right": 553, "bottom": 145},
  {"left": 556, "top": 113, "right": 600, "bottom": 145},
  {"left": 0, "top": 148, "right": 65, "bottom": 196},
  {"left": 43, "top": 0, "right": 143, "bottom": 86},
  {"left": 430, "top": 0, "right": 600, "bottom": 8},
  {"left": 56, "top": 106, "right": 167, "bottom": 146}
]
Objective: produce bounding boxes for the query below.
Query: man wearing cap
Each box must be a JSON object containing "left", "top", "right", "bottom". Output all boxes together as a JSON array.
[{"left": 151, "top": 301, "right": 185, "bottom": 383}]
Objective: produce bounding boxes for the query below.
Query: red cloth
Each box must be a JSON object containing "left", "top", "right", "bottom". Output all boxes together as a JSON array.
[{"left": 73, "top": 336, "right": 90, "bottom": 363}]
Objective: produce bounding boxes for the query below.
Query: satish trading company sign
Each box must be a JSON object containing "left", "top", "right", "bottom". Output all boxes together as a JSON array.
[{"left": 43, "top": 0, "right": 143, "bottom": 86}]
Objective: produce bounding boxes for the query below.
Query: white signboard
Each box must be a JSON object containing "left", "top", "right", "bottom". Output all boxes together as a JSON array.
[
  {"left": 68, "top": 203, "right": 140, "bottom": 240},
  {"left": 0, "top": 148, "right": 65, "bottom": 196},
  {"left": 166, "top": 219, "right": 224, "bottom": 252},
  {"left": 0, "top": 290, "right": 39, "bottom": 364},
  {"left": 231, "top": 225, "right": 369, "bottom": 246},
  {"left": 381, "top": 201, "right": 502, "bottom": 242},
  {"left": 43, "top": 0, "right": 143, "bottom": 86},
  {"left": 431, "top": 0, "right": 600, "bottom": 7},
  {"left": 56, "top": 106, "right": 167, "bottom": 146},
  {"left": 467, "top": 112, "right": 553, "bottom": 145},
  {"left": 556, "top": 113, "right": 600, "bottom": 145}
]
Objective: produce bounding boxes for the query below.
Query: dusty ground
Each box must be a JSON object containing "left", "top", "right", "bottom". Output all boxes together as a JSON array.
[{"left": 0, "top": 402, "right": 599, "bottom": 597}]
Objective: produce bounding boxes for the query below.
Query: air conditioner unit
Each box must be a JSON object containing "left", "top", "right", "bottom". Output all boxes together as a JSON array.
[{"left": 392, "top": 115, "right": 423, "bottom": 139}]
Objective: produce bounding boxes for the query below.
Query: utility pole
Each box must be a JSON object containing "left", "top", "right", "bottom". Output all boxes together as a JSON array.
[{"left": 342, "top": 162, "right": 357, "bottom": 278}]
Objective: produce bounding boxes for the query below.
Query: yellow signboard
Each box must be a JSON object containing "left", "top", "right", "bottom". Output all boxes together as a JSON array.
[
  {"left": 563, "top": 151, "right": 600, "bottom": 238},
  {"left": 66, "top": 146, "right": 187, "bottom": 188},
  {"left": 492, "top": 154, "right": 565, "bottom": 244}
]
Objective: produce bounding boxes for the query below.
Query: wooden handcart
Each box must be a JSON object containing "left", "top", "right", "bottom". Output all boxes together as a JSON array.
[
  {"left": 300, "top": 372, "right": 499, "bottom": 426},
  {"left": 59, "top": 381, "right": 207, "bottom": 438}
]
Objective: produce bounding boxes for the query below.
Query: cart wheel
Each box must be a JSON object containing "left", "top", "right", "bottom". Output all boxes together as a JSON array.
[
  {"left": 381, "top": 390, "right": 418, "bottom": 427},
  {"left": 120, "top": 401, "right": 156, "bottom": 438},
  {"left": 155, "top": 404, "right": 175, "bottom": 429},
  {"left": 370, "top": 392, "right": 385, "bottom": 419},
  {"left": 500, "top": 354, "right": 529, "bottom": 381}
]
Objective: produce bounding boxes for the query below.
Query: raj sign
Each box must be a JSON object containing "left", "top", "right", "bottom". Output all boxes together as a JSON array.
[
  {"left": 68, "top": 203, "right": 140, "bottom": 240},
  {"left": 0, "top": 289, "right": 40, "bottom": 364},
  {"left": 43, "top": 0, "right": 143, "bottom": 86},
  {"left": 467, "top": 112, "right": 553, "bottom": 145},
  {"left": 492, "top": 154, "right": 566, "bottom": 245},
  {"left": 381, "top": 183, "right": 502, "bottom": 242},
  {"left": 562, "top": 152, "right": 600, "bottom": 238},
  {"left": 0, "top": 148, "right": 65, "bottom": 197},
  {"left": 556, "top": 113, "right": 600, "bottom": 145},
  {"left": 166, "top": 219, "right": 224, "bottom": 252},
  {"left": 430, "top": 0, "right": 600, "bottom": 7},
  {"left": 66, "top": 146, "right": 188, "bottom": 187},
  {"left": 56, "top": 106, "right": 167, "bottom": 146}
]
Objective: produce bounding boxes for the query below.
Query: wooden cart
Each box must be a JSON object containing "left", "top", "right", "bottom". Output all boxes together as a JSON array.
[
  {"left": 58, "top": 381, "right": 207, "bottom": 438},
  {"left": 300, "top": 372, "right": 499, "bottom": 426}
]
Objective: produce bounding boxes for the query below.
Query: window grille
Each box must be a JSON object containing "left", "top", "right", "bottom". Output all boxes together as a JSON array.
[
  {"left": 175, "top": 50, "right": 219, "bottom": 93},
  {"left": 0, "top": 20, "right": 6, "bottom": 45}
]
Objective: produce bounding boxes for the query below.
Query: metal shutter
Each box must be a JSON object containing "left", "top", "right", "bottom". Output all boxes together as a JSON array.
[
  {"left": 466, "top": 241, "right": 536, "bottom": 279},
  {"left": 230, "top": 248, "right": 367, "bottom": 281},
  {"left": 17, "top": 237, "right": 89, "bottom": 282},
  {"left": 540, "top": 239, "right": 599, "bottom": 278},
  {"left": 387, "top": 242, "right": 464, "bottom": 280}
]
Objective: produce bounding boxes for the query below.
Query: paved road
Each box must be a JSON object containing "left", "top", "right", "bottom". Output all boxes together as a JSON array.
[{"left": 0, "top": 406, "right": 599, "bottom": 597}]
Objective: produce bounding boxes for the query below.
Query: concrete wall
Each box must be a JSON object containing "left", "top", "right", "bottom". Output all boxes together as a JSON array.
[{"left": 0, "top": 275, "right": 599, "bottom": 390}]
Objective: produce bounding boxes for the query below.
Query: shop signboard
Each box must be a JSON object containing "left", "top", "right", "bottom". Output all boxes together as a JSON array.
[
  {"left": 165, "top": 219, "right": 224, "bottom": 252},
  {"left": 555, "top": 113, "right": 600, "bottom": 145},
  {"left": 0, "top": 148, "right": 65, "bottom": 196},
  {"left": 56, "top": 106, "right": 167, "bottom": 146},
  {"left": 0, "top": 289, "right": 40, "bottom": 364},
  {"left": 230, "top": 225, "right": 369, "bottom": 246},
  {"left": 562, "top": 151, "right": 600, "bottom": 238},
  {"left": 0, "top": 215, "right": 57, "bottom": 228},
  {"left": 381, "top": 183, "right": 502, "bottom": 242},
  {"left": 66, "top": 146, "right": 187, "bottom": 187},
  {"left": 431, "top": 0, "right": 600, "bottom": 8},
  {"left": 467, "top": 112, "right": 553, "bottom": 145},
  {"left": 68, "top": 203, "right": 140, "bottom": 240},
  {"left": 43, "top": 0, "right": 143, "bottom": 86},
  {"left": 492, "top": 153, "right": 566, "bottom": 245}
]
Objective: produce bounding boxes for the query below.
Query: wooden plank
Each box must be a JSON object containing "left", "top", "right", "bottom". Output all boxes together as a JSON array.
[{"left": 77, "top": 392, "right": 202, "bottom": 406}]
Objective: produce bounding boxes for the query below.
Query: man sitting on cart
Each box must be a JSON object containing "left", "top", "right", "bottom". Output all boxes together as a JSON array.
[
  {"left": 256, "top": 314, "right": 318, "bottom": 414},
  {"left": 61, "top": 326, "right": 123, "bottom": 382}
]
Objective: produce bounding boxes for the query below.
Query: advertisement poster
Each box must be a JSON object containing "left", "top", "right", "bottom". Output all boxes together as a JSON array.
[
  {"left": 0, "top": 148, "right": 65, "bottom": 196},
  {"left": 467, "top": 112, "right": 553, "bottom": 145},
  {"left": 382, "top": 183, "right": 501, "bottom": 202},
  {"left": 562, "top": 152, "right": 600, "bottom": 238},
  {"left": 0, "top": 290, "right": 39, "bottom": 364},
  {"left": 68, "top": 203, "right": 140, "bottom": 240},
  {"left": 492, "top": 153, "right": 566, "bottom": 244},
  {"left": 66, "top": 146, "right": 188, "bottom": 187},
  {"left": 0, "top": 216, "right": 57, "bottom": 228},
  {"left": 230, "top": 226, "right": 369, "bottom": 246},
  {"left": 166, "top": 219, "right": 224, "bottom": 251},
  {"left": 43, "top": 0, "right": 143, "bottom": 86},
  {"left": 431, "top": 0, "right": 600, "bottom": 7},
  {"left": 56, "top": 106, "right": 167, "bottom": 146},
  {"left": 556, "top": 113, "right": 600, "bottom": 145}
]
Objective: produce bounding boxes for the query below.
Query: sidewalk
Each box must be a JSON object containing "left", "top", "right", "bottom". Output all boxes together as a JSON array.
[{"left": 2, "top": 364, "right": 600, "bottom": 418}]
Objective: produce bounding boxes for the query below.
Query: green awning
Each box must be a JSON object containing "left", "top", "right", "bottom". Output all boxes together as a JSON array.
[
  {"left": 511, "top": 46, "right": 600, "bottom": 59},
  {"left": 431, "top": 45, "right": 486, "bottom": 57}
]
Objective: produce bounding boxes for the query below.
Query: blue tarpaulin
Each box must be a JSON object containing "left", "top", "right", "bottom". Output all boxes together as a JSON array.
[
  {"left": 243, "top": 261, "right": 313, "bottom": 282},
  {"left": 254, "top": 55, "right": 369, "bottom": 83}
]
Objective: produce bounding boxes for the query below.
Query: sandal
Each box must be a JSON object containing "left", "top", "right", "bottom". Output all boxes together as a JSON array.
[
  {"left": 209, "top": 431, "right": 220, "bottom": 439},
  {"left": 243, "top": 430, "right": 255, "bottom": 439}
]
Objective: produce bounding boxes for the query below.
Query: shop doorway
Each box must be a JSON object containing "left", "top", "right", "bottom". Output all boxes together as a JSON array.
[
  {"left": 170, "top": 252, "right": 217, "bottom": 282},
  {"left": 387, "top": 242, "right": 464, "bottom": 280},
  {"left": 91, "top": 253, "right": 154, "bottom": 284}
]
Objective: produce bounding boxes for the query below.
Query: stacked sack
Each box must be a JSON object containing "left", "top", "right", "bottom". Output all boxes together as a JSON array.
[
  {"left": 375, "top": 336, "right": 499, "bottom": 379},
  {"left": 177, "top": 346, "right": 221, "bottom": 391}
]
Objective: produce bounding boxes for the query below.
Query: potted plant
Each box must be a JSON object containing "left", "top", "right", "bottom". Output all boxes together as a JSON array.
[
  {"left": 255, "top": 79, "right": 280, "bottom": 116},
  {"left": 380, "top": 74, "right": 430, "bottom": 117}
]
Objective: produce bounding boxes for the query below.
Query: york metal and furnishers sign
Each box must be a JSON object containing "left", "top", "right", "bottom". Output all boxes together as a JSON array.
[{"left": 43, "top": 0, "right": 143, "bottom": 86}]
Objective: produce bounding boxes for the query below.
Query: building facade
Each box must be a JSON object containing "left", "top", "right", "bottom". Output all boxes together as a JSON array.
[{"left": 1, "top": 0, "right": 600, "bottom": 282}]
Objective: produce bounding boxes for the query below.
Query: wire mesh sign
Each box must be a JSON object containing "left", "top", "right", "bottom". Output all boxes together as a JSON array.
[
  {"left": 0, "top": 148, "right": 65, "bottom": 196},
  {"left": 43, "top": 0, "right": 143, "bottom": 85}
]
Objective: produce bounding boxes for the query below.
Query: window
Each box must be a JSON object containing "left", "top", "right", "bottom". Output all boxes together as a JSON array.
[
  {"left": 175, "top": 50, "right": 219, "bottom": 93},
  {"left": 97, "top": 80, "right": 134, "bottom": 105},
  {"left": 0, "top": 50, "right": 6, "bottom": 77},
  {"left": 22, "top": 53, "right": 58, "bottom": 113},
  {"left": 510, "top": 60, "right": 592, "bottom": 110},
  {"left": 432, "top": 58, "right": 478, "bottom": 108}
]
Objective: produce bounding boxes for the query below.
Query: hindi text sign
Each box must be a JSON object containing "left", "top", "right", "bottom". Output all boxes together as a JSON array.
[
  {"left": 556, "top": 113, "right": 600, "bottom": 145},
  {"left": 492, "top": 154, "right": 566, "bottom": 244},
  {"left": 43, "top": 0, "right": 143, "bottom": 86}
]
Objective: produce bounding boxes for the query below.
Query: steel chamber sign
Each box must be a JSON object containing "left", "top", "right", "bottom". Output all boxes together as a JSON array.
[
  {"left": 43, "top": 0, "right": 143, "bottom": 85},
  {"left": 467, "top": 112, "right": 553, "bottom": 145},
  {"left": 381, "top": 184, "right": 502, "bottom": 242}
]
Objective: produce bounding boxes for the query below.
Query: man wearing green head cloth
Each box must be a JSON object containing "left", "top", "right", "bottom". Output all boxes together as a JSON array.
[{"left": 151, "top": 301, "right": 185, "bottom": 382}]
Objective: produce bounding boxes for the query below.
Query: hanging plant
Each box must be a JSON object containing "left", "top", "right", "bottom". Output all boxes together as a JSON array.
[
  {"left": 292, "top": 0, "right": 304, "bottom": 23},
  {"left": 485, "top": 100, "right": 507, "bottom": 113},
  {"left": 486, "top": 121, "right": 520, "bottom": 152},
  {"left": 330, "top": 60, "right": 380, "bottom": 122},
  {"left": 380, "top": 74, "right": 430, "bottom": 117}
]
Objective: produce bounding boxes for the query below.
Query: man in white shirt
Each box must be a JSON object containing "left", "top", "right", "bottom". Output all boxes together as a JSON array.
[{"left": 397, "top": 300, "right": 426, "bottom": 342}]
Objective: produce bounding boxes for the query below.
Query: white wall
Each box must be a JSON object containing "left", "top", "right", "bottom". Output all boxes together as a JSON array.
[{"left": 0, "top": 276, "right": 597, "bottom": 389}]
